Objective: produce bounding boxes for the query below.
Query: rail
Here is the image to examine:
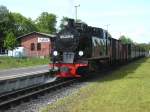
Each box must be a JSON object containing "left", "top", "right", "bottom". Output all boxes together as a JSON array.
[{"left": 0, "top": 78, "right": 77, "bottom": 110}]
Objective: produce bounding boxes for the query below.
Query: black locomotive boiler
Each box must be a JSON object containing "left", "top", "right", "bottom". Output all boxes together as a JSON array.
[{"left": 49, "top": 18, "right": 147, "bottom": 78}]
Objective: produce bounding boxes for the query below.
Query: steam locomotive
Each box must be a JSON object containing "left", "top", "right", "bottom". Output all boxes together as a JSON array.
[{"left": 49, "top": 18, "right": 147, "bottom": 78}]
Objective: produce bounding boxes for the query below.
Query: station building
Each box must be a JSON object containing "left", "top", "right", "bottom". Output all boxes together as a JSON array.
[{"left": 18, "top": 31, "right": 55, "bottom": 57}]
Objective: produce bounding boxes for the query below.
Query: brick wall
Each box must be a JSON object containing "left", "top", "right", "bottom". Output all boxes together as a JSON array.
[{"left": 21, "top": 33, "right": 51, "bottom": 57}]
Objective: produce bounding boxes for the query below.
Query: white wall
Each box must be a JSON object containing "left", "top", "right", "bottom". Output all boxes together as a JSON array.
[{"left": 8, "top": 47, "right": 26, "bottom": 57}]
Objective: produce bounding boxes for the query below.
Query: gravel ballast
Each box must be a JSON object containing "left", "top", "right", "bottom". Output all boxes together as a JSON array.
[{"left": 3, "top": 80, "right": 89, "bottom": 112}]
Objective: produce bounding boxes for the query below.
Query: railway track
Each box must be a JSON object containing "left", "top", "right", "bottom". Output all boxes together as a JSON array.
[{"left": 0, "top": 78, "right": 77, "bottom": 110}]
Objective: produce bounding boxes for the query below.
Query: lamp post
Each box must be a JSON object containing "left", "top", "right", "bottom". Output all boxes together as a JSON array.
[{"left": 75, "top": 4, "right": 80, "bottom": 21}]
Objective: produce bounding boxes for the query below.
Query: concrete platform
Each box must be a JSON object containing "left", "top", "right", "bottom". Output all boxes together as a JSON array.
[
  {"left": 0, "top": 65, "right": 54, "bottom": 94},
  {"left": 0, "top": 65, "right": 49, "bottom": 81}
]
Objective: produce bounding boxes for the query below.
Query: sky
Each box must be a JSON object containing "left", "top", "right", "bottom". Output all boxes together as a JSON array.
[{"left": 0, "top": 0, "right": 150, "bottom": 43}]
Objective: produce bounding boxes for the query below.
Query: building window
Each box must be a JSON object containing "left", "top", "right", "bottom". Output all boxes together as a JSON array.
[
  {"left": 31, "top": 43, "right": 35, "bottom": 51},
  {"left": 37, "top": 43, "right": 41, "bottom": 51}
]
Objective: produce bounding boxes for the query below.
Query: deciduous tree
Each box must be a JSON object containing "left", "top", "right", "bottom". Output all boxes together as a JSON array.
[
  {"left": 0, "top": 5, "right": 14, "bottom": 42},
  {"left": 119, "top": 35, "right": 133, "bottom": 44},
  {"left": 4, "top": 32, "right": 17, "bottom": 50},
  {"left": 12, "top": 13, "right": 37, "bottom": 37},
  {"left": 36, "top": 12, "right": 56, "bottom": 34}
]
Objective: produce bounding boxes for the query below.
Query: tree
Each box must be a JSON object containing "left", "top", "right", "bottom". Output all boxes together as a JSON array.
[
  {"left": 4, "top": 32, "right": 17, "bottom": 50},
  {"left": 0, "top": 5, "right": 15, "bottom": 51},
  {"left": 0, "top": 6, "right": 14, "bottom": 41},
  {"left": 138, "top": 43, "right": 150, "bottom": 51},
  {"left": 11, "top": 13, "right": 37, "bottom": 37},
  {"left": 119, "top": 35, "right": 133, "bottom": 44},
  {"left": 36, "top": 12, "right": 56, "bottom": 34}
]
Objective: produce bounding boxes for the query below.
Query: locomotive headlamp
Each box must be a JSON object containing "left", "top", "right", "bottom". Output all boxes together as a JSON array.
[
  {"left": 78, "top": 51, "right": 84, "bottom": 56},
  {"left": 53, "top": 51, "right": 58, "bottom": 56}
]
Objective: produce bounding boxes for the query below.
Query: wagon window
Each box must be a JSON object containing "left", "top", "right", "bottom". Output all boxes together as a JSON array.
[
  {"left": 37, "top": 43, "right": 41, "bottom": 51},
  {"left": 31, "top": 43, "right": 35, "bottom": 51}
]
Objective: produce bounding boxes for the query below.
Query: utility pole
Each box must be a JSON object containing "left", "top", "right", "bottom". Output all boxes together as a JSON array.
[
  {"left": 119, "top": 32, "right": 122, "bottom": 37},
  {"left": 75, "top": 4, "right": 80, "bottom": 21},
  {"left": 104, "top": 24, "right": 110, "bottom": 31}
]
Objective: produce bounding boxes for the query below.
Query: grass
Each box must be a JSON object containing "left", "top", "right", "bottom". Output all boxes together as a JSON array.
[
  {"left": 42, "top": 58, "right": 150, "bottom": 112},
  {"left": 0, "top": 56, "right": 50, "bottom": 70}
]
